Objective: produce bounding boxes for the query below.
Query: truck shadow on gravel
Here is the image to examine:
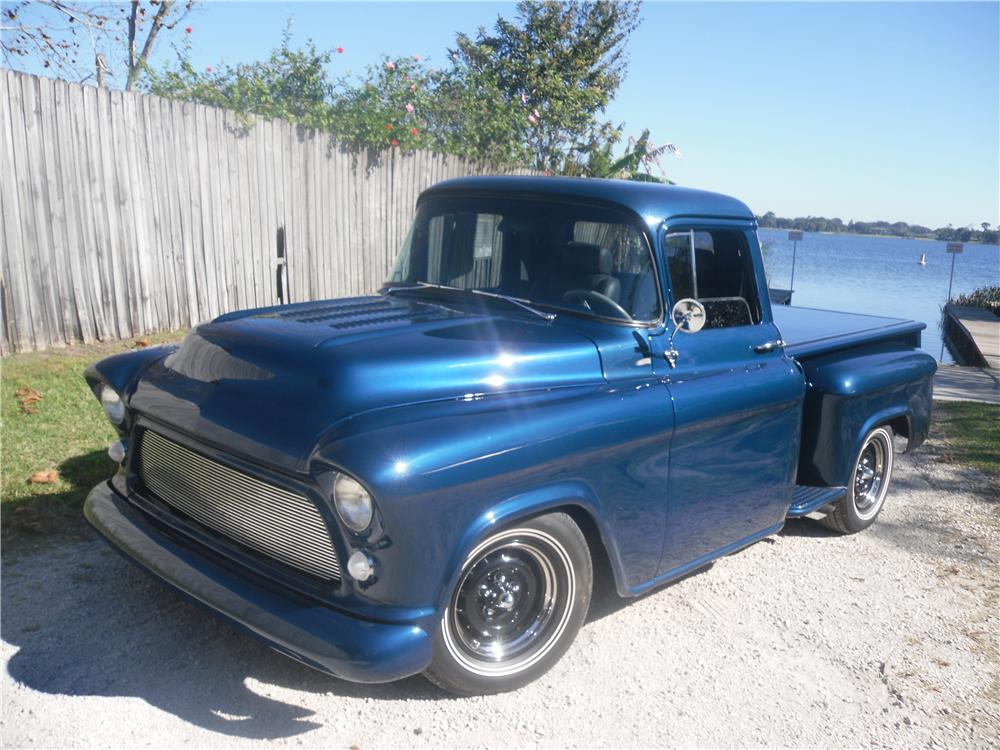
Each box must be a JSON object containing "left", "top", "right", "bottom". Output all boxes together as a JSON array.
[
  {"left": 1, "top": 537, "right": 447, "bottom": 741},
  {"left": 3, "top": 530, "right": 713, "bottom": 739}
]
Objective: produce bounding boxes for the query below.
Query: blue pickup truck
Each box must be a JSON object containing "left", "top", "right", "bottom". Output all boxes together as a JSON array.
[{"left": 84, "top": 176, "right": 936, "bottom": 695}]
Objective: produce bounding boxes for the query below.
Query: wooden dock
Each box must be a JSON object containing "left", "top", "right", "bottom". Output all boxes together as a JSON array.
[{"left": 944, "top": 305, "right": 1000, "bottom": 369}]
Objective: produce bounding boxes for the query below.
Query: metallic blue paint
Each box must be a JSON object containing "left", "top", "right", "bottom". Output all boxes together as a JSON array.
[
  {"left": 85, "top": 345, "right": 178, "bottom": 397},
  {"left": 794, "top": 342, "right": 936, "bottom": 486},
  {"left": 83, "top": 176, "right": 937, "bottom": 683},
  {"left": 422, "top": 176, "right": 756, "bottom": 234},
  {"left": 772, "top": 305, "right": 925, "bottom": 360}
]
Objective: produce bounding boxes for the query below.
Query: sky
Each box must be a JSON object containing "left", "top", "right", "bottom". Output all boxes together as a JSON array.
[{"left": 12, "top": 1, "right": 1000, "bottom": 228}]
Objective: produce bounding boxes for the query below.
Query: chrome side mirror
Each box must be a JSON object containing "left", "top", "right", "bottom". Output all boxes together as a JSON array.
[
  {"left": 671, "top": 298, "right": 706, "bottom": 334},
  {"left": 665, "top": 298, "right": 707, "bottom": 368}
]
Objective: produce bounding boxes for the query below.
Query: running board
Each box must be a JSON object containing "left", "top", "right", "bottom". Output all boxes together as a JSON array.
[{"left": 787, "top": 485, "right": 846, "bottom": 518}]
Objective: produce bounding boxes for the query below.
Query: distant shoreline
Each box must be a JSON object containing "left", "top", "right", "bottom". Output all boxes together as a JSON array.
[{"left": 758, "top": 227, "right": 999, "bottom": 246}]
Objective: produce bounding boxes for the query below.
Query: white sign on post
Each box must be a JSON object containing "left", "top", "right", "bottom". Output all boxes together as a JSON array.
[{"left": 944, "top": 242, "right": 964, "bottom": 334}]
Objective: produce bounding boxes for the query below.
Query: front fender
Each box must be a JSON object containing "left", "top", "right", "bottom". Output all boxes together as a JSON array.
[
  {"left": 312, "top": 379, "right": 674, "bottom": 619},
  {"left": 437, "top": 481, "right": 622, "bottom": 615},
  {"left": 85, "top": 345, "right": 178, "bottom": 397},
  {"left": 84, "top": 345, "right": 179, "bottom": 436}
]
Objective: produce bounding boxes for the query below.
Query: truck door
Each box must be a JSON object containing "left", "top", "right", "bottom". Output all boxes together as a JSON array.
[{"left": 649, "top": 224, "right": 805, "bottom": 578}]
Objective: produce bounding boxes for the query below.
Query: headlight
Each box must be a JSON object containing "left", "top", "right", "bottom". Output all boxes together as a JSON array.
[
  {"left": 99, "top": 385, "right": 126, "bottom": 425},
  {"left": 333, "top": 473, "right": 373, "bottom": 532}
]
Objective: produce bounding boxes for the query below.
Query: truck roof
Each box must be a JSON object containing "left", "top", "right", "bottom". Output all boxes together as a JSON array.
[{"left": 420, "top": 176, "right": 755, "bottom": 227}]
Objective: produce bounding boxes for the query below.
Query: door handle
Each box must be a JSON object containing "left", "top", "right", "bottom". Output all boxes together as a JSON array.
[{"left": 753, "top": 339, "right": 785, "bottom": 354}]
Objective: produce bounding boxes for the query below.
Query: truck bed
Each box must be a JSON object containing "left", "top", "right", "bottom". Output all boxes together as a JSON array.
[{"left": 772, "top": 305, "right": 926, "bottom": 360}]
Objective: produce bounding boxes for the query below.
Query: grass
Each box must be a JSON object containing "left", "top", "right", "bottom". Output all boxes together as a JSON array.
[
  {"left": 2, "top": 335, "right": 998, "bottom": 542},
  {"left": 1, "top": 332, "right": 186, "bottom": 540},
  {"left": 951, "top": 285, "right": 1000, "bottom": 317},
  {"left": 932, "top": 400, "right": 1000, "bottom": 483}
]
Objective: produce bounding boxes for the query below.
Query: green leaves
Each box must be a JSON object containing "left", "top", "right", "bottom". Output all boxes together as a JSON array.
[
  {"left": 145, "top": 32, "right": 335, "bottom": 132},
  {"left": 453, "top": 1, "right": 642, "bottom": 172},
  {"left": 142, "top": 2, "right": 669, "bottom": 176}
]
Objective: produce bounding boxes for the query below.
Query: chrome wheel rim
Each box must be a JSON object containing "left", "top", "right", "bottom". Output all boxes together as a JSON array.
[
  {"left": 442, "top": 528, "right": 575, "bottom": 677},
  {"left": 853, "top": 429, "right": 892, "bottom": 520}
]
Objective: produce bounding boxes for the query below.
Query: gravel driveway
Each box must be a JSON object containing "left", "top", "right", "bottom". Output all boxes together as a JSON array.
[{"left": 3, "top": 431, "right": 997, "bottom": 748}]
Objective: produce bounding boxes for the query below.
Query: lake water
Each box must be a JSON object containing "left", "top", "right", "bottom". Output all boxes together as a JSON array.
[{"left": 758, "top": 229, "right": 1000, "bottom": 364}]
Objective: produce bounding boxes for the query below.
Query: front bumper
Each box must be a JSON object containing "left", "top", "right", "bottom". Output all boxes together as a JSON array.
[{"left": 84, "top": 481, "right": 433, "bottom": 683}]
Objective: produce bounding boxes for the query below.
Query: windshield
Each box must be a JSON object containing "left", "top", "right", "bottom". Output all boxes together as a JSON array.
[{"left": 386, "top": 196, "right": 661, "bottom": 323}]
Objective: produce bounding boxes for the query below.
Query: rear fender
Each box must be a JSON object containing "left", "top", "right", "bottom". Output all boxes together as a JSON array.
[{"left": 797, "top": 344, "right": 935, "bottom": 486}]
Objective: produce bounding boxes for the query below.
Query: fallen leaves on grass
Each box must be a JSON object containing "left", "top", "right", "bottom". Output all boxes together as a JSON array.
[
  {"left": 14, "top": 386, "right": 42, "bottom": 414},
  {"left": 28, "top": 470, "right": 59, "bottom": 484}
]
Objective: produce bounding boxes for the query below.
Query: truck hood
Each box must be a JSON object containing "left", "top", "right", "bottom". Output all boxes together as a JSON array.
[{"left": 129, "top": 295, "right": 604, "bottom": 471}]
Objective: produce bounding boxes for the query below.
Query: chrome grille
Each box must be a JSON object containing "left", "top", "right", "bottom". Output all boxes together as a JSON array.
[{"left": 138, "top": 431, "right": 341, "bottom": 580}]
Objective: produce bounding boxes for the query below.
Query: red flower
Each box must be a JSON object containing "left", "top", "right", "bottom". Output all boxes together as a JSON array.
[
  {"left": 391, "top": 139, "right": 399, "bottom": 147},
  {"left": 335, "top": 47, "right": 344, "bottom": 54},
  {"left": 410, "top": 127, "right": 418, "bottom": 136},
  {"left": 205, "top": 66, "right": 212, "bottom": 73},
  {"left": 384, "top": 123, "right": 393, "bottom": 131},
  {"left": 185, "top": 26, "right": 192, "bottom": 33}
]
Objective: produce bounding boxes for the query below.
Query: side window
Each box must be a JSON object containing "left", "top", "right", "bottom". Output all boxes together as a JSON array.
[{"left": 664, "top": 229, "right": 761, "bottom": 328}]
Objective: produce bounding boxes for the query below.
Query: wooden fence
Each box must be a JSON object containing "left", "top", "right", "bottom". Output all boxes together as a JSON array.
[{"left": 0, "top": 70, "right": 533, "bottom": 354}]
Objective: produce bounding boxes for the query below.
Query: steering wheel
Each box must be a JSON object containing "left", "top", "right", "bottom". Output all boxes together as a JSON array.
[{"left": 562, "top": 289, "right": 633, "bottom": 321}]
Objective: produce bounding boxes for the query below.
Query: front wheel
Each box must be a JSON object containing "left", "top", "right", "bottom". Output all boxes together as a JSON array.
[
  {"left": 821, "top": 425, "right": 895, "bottom": 534},
  {"left": 424, "top": 512, "right": 592, "bottom": 695}
]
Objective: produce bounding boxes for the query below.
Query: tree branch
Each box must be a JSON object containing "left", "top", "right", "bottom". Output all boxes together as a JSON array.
[
  {"left": 126, "top": 0, "right": 138, "bottom": 72},
  {"left": 126, "top": 0, "right": 170, "bottom": 90}
]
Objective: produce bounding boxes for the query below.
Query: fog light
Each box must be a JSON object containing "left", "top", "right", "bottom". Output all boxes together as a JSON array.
[
  {"left": 347, "top": 551, "right": 375, "bottom": 581},
  {"left": 108, "top": 439, "right": 127, "bottom": 463}
]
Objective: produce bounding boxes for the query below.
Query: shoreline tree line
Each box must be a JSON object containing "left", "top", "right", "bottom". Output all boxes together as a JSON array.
[{"left": 757, "top": 213, "right": 999, "bottom": 245}]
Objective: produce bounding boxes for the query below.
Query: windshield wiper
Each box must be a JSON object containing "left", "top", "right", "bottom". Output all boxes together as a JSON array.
[
  {"left": 469, "top": 289, "right": 556, "bottom": 321},
  {"left": 383, "top": 281, "right": 462, "bottom": 295},
  {"left": 384, "top": 283, "right": 555, "bottom": 321}
]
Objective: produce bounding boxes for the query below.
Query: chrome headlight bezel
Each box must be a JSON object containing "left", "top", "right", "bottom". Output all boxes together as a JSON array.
[
  {"left": 332, "top": 472, "right": 374, "bottom": 533},
  {"left": 99, "top": 384, "right": 126, "bottom": 425}
]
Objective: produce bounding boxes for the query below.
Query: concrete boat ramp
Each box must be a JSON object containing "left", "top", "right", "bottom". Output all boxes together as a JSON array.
[{"left": 934, "top": 364, "right": 1000, "bottom": 405}]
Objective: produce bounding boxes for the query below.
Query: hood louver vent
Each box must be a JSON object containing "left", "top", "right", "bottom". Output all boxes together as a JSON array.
[{"left": 263, "top": 296, "right": 449, "bottom": 331}]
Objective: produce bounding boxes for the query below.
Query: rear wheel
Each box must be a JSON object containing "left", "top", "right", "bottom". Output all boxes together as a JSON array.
[
  {"left": 821, "top": 425, "right": 894, "bottom": 534},
  {"left": 425, "top": 512, "right": 592, "bottom": 695}
]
